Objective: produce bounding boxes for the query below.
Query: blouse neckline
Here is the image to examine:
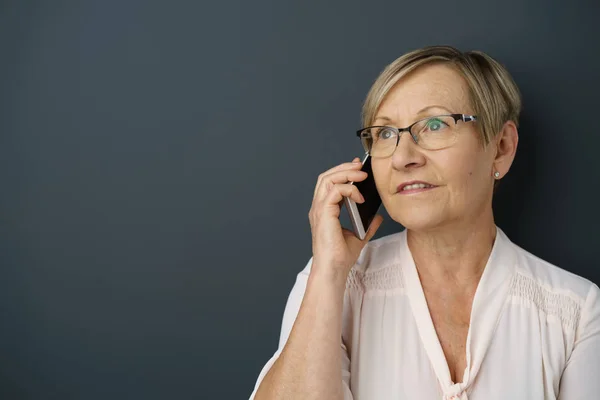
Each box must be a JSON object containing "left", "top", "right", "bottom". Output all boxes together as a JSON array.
[{"left": 398, "top": 226, "right": 517, "bottom": 398}]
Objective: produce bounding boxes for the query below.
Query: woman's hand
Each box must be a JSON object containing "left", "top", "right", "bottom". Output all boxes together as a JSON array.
[{"left": 308, "top": 157, "right": 384, "bottom": 279}]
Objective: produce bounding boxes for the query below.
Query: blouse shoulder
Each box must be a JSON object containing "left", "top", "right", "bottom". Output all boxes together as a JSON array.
[
  {"left": 509, "top": 239, "right": 598, "bottom": 331},
  {"left": 345, "top": 230, "right": 405, "bottom": 293},
  {"left": 510, "top": 241, "right": 595, "bottom": 301}
]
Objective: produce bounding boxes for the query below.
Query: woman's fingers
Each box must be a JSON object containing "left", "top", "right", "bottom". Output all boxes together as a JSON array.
[
  {"left": 322, "top": 183, "right": 364, "bottom": 210},
  {"left": 312, "top": 158, "right": 363, "bottom": 198},
  {"left": 314, "top": 168, "right": 367, "bottom": 203}
]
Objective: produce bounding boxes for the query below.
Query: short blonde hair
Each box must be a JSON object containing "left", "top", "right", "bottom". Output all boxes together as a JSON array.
[{"left": 361, "top": 46, "right": 522, "bottom": 146}]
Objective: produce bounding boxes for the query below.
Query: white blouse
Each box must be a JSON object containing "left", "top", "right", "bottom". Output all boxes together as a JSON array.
[{"left": 249, "top": 227, "right": 600, "bottom": 400}]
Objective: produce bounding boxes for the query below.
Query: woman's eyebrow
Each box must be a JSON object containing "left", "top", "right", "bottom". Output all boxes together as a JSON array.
[
  {"left": 416, "top": 105, "right": 453, "bottom": 114},
  {"left": 374, "top": 105, "right": 454, "bottom": 124}
]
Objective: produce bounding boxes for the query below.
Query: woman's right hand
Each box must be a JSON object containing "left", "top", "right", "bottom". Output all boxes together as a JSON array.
[{"left": 308, "top": 157, "right": 384, "bottom": 279}]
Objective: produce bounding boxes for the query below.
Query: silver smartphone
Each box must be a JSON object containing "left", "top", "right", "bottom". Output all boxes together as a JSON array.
[{"left": 343, "top": 153, "right": 382, "bottom": 240}]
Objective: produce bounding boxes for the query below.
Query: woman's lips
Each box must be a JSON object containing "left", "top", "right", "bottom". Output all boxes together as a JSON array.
[
  {"left": 396, "top": 181, "right": 437, "bottom": 194},
  {"left": 397, "top": 186, "right": 437, "bottom": 195}
]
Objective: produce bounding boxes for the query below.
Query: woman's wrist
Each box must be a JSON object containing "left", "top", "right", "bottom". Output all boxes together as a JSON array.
[{"left": 308, "top": 261, "right": 350, "bottom": 292}]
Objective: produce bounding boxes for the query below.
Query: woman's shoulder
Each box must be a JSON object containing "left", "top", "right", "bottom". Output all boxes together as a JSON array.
[
  {"left": 510, "top": 236, "right": 600, "bottom": 346},
  {"left": 353, "top": 230, "right": 405, "bottom": 271},
  {"left": 509, "top": 237, "right": 597, "bottom": 302},
  {"left": 345, "top": 230, "right": 407, "bottom": 293},
  {"left": 505, "top": 234, "right": 599, "bottom": 333}
]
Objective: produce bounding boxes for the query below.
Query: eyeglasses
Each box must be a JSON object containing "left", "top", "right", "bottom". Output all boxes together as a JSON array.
[{"left": 356, "top": 113, "right": 478, "bottom": 158}]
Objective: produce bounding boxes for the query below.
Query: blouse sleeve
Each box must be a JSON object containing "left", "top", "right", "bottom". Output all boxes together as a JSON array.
[
  {"left": 558, "top": 283, "right": 600, "bottom": 400},
  {"left": 248, "top": 258, "right": 354, "bottom": 400}
]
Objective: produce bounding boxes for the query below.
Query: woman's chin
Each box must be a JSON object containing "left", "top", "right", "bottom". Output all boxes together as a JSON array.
[{"left": 387, "top": 210, "right": 448, "bottom": 232}]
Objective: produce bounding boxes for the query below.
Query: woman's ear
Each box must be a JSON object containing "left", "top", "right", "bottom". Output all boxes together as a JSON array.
[{"left": 492, "top": 120, "right": 519, "bottom": 179}]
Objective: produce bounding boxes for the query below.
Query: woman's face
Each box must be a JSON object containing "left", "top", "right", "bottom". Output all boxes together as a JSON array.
[{"left": 371, "top": 63, "right": 498, "bottom": 231}]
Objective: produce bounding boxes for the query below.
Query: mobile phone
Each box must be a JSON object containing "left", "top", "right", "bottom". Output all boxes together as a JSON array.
[{"left": 343, "top": 153, "right": 382, "bottom": 240}]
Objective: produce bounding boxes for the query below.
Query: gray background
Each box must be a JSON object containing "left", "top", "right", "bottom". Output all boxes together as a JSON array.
[{"left": 1, "top": 0, "right": 599, "bottom": 399}]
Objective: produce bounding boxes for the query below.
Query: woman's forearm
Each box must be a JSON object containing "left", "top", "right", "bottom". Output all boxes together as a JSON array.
[{"left": 254, "top": 266, "right": 348, "bottom": 400}]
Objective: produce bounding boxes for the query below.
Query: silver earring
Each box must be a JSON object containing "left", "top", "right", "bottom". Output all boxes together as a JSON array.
[{"left": 494, "top": 171, "right": 500, "bottom": 179}]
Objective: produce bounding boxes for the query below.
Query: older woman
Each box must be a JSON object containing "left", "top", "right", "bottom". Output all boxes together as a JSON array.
[{"left": 249, "top": 46, "right": 600, "bottom": 400}]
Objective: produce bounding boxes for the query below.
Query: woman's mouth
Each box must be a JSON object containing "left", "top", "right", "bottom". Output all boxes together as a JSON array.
[{"left": 396, "top": 181, "right": 437, "bottom": 194}]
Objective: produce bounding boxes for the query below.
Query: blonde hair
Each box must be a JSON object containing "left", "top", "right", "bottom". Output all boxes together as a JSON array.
[{"left": 361, "top": 46, "right": 522, "bottom": 146}]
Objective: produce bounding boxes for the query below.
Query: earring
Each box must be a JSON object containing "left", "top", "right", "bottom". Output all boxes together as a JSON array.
[{"left": 494, "top": 171, "right": 500, "bottom": 179}]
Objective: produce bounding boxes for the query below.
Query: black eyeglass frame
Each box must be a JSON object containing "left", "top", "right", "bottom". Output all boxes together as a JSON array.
[{"left": 356, "top": 113, "right": 478, "bottom": 154}]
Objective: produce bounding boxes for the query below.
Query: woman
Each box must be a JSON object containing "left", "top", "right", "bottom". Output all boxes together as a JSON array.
[{"left": 249, "top": 46, "right": 600, "bottom": 400}]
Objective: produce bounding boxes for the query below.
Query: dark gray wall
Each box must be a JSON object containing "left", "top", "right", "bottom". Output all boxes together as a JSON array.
[{"left": 1, "top": 0, "right": 599, "bottom": 399}]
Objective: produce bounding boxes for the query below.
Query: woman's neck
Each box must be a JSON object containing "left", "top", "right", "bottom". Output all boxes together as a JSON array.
[{"left": 406, "top": 214, "right": 497, "bottom": 290}]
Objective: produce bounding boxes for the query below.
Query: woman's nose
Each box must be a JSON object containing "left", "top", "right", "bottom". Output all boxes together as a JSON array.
[{"left": 391, "top": 132, "right": 426, "bottom": 170}]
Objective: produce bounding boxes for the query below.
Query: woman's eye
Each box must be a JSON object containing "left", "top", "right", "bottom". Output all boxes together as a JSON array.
[
  {"left": 379, "top": 127, "right": 396, "bottom": 140},
  {"left": 424, "top": 118, "right": 448, "bottom": 132}
]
